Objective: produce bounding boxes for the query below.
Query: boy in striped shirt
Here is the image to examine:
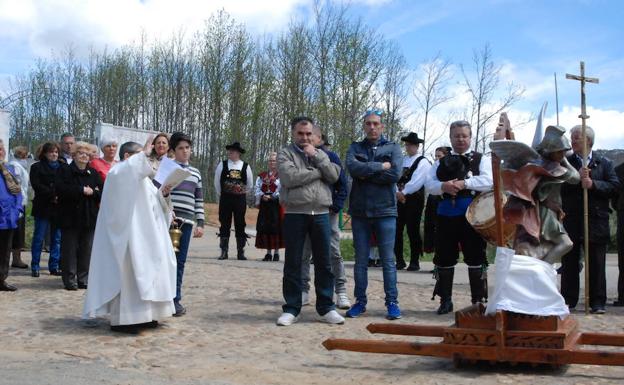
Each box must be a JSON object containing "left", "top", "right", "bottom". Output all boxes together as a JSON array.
[{"left": 169, "top": 132, "right": 205, "bottom": 316}]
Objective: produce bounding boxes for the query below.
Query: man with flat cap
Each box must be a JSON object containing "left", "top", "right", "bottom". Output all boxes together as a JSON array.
[
  {"left": 214, "top": 142, "right": 254, "bottom": 260},
  {"left": 395, "top": 132, "right": 431, "bottom": 271}
]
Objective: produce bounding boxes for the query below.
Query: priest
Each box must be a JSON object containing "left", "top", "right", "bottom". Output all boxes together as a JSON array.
[{"left": 83, "top": 137, "right": 176, "bottom": 334}]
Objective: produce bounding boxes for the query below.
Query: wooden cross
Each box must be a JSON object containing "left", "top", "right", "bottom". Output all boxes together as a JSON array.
[{"left": 566, "top": 61, "right": 599, "bottom": 315}]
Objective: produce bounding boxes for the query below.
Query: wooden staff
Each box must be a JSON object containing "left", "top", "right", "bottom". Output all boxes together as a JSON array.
[
  {"left": 566, "top": 61, "right": 599, "bottom": 315},
  {"left": 492, "top": 113, "right": 514, "bottom": 247}
]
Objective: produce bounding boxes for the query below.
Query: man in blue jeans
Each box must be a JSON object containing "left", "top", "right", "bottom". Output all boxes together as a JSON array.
[
  {"left": 168, "top": 132, "right": 205, "bottom": 316},
  {"left": 276, "top": 116, "right": 344, "bottom": 326},
  {"left": 345, "top": 109, "right": 402, "bottom": 320}
]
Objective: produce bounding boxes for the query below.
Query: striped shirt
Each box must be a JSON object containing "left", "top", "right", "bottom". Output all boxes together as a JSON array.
[{"left": 171, "top": 164, "right": 205, "bottom": 227}]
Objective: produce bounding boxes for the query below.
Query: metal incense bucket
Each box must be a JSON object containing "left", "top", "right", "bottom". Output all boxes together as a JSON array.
[{"left": 169, "top": 221, "right": 182, "bottom": 253}]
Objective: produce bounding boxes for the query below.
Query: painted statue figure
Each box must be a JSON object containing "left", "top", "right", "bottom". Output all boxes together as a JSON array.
[{"left": 490, "top": 120, "right": 580, "bottom": 263}]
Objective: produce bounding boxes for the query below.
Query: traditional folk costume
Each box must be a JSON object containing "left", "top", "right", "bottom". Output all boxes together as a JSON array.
[
  {"left": 214, "top": 142, "right": 253, "bottom": 260},
  {"left": 425, "top": 150, "right": 492, "bottom": 314},
  {"left": 395, "top": 133, "right": 431, "bottom": 271},
  {"left": 83, "top": 151, "right": 176, "bottom": 328},
  {"left": 254, "top": 170, "right": 284, "bottom": 261}
]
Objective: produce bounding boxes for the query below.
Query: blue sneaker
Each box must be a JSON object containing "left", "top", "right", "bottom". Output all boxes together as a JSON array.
[
  {"left": 345, "top": 302, "right": 366, "bottom": 318},
  {"left": 386, "top": 302, "right": 401, "bottom": 320}
]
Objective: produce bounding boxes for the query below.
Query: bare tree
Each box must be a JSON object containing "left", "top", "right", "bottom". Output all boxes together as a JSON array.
[
  {"left": 461, "top": 43, "right": 524, "bottom": 152},
  {"left": 413, "top": 52, "right": 453, "bottom": 154}
]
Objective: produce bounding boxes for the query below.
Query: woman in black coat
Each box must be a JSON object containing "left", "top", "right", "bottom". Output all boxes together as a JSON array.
[
  {"left": 56, "top": 142, "right": 103, "bottom": 290},
  {"left": 29, "top": 142, "right": 63, "bottom": 277}
]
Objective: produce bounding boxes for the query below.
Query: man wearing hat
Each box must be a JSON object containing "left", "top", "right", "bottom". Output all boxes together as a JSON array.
[
  {"left": 395, "top": 132, "right": 431, "bottom": 271},
  {"left": 424, "top": 120, "right": 493, "bottom": 315},
  {"left": 168, "top": 132, "right": 205, "bottom": 316},
  {"left": 214, "top": 142, "right": 254, "bottom": 260}
]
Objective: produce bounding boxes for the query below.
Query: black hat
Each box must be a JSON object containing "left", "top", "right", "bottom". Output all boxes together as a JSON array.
[
  {"left": 225, "top": 142, "right": 246, "bottom": 154},
  {"left": 170, "top": 132, "right": 192, "bottom": 150},
  {"left": 401, "top": 132, "right": 424, "bottom": 145}
]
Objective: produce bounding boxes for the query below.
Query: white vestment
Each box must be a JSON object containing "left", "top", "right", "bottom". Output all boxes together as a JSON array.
[
  {"left": 485, "top": 247, "right": 569, "bottom": 318},
  {"left": 83, "top": 152, "right": 177, "bottom": 325}
]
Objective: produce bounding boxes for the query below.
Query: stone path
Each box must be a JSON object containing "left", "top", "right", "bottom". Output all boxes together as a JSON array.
[{"left": 1, "top": 225, "right": 624, "bottom": 384}]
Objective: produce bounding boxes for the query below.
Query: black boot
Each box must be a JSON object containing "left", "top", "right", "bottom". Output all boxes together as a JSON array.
[
  {"left": 236, "top": 237, "right": 247, "bottom": 260},
  {"left": 468, "top": 265, "right": 488, "bottom": 304},
  {"left": 218, "top": 237, "right": 229, "bottom": 260},
  {"left": 272, "top": 252, "right": 280, "bottom": 262},
  {"left": 262, "top": 253, "right": 272, "bottom": 261},
  {"left": 433, "top": 266, "right": 454, "bottom": 315}
]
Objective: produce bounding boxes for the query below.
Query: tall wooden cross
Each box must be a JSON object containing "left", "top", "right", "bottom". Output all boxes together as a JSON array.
[{"left": 566, "top": 61, "right": 599, "bottom": 315}]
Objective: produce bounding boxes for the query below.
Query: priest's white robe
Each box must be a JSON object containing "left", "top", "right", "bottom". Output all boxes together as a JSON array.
[{"left": 83, "top": 152, "right": 177, "bottom": 325}]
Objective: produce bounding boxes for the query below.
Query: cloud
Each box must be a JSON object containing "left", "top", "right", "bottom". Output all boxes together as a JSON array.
[{"left": 0, "top": 0, "right": 309, "bottom": 58}]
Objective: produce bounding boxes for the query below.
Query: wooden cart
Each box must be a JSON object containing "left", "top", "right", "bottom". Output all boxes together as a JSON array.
[{"left": 323, "top": 303, "right": 624, "bottom": 367}]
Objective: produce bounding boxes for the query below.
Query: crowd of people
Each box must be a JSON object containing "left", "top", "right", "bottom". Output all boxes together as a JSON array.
[{"left": 0, "top": 108, "right": 622, "bottom": 333}]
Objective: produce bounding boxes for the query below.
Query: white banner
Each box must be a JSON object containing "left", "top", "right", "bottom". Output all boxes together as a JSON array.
[
  {"left": 0, "top": 109, "right": 10, "bottom": 154},
  {"left": 94, "top": 123, "right": 160, "bottom": 160}
]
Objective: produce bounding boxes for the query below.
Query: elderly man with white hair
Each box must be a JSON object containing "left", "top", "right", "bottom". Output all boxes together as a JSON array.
[
  {"left": 560, "top": 125, "right": 620, "bottom": 314},
  {"left": 90, "top": 138, "right": 118, "bottom": 182}
]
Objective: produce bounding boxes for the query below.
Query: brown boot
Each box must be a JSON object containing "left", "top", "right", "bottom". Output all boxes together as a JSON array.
[{"left": 10, "top": 250, "right": 28, "bottom": 269}]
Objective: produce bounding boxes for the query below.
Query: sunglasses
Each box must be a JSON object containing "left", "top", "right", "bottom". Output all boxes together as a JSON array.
[{"left": 364, "top": 109, "right": 383, "bottom": 118}]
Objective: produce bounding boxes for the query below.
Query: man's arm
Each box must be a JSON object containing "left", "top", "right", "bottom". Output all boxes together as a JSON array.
[
  {"left": 277, "top": 148, "right": 321, "bottom": 188},
  {"left": 402, "top": 158, "right": 431, "bottom": 195},
  {"left": 368, "top": 143, "right": 402, "bottom": 184},
  {"left": 464, "top": 154, "right": 493, "bottom": 192},
  {"left": 425, "top": 161, "right": 443, "bottom": 196},
  {"left": 590, "top": 159, "right": 620, "bottom": 199},
  {"left": 311, "top": 150, "right": 339, "bottom": 184},
  {"left": 345, "top": 143, "right": 385, "bottom": 179},
  {"left": 214, "top": 161, "right": 222, "bottom": 198}
]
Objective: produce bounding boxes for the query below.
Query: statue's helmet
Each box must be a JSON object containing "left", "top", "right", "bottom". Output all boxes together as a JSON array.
[{"left": 535, "top": 125, "right": 571, "bottom": 155}]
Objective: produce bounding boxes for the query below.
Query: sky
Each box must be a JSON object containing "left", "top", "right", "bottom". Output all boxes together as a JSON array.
[{"left": 0, "top": 0, "right": 622, "bottom": 151}]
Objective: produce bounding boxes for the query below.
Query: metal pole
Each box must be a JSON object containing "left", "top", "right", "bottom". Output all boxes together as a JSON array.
[{"left": 554, "top": 72, "right": 560, "bottom": 126}]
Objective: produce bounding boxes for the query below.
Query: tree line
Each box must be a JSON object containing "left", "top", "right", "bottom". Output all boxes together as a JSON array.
[{"left": 3, "top": 5, "right": 522, "bottom": 201}]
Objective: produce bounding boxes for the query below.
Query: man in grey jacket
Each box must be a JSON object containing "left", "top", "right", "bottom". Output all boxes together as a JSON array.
[{"left": 276, "top": 116, "right": 345, "bottom": 326}]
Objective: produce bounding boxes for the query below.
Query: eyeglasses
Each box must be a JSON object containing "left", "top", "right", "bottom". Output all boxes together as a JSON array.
[
  {"left": 75, "top": 151, "right": 89, "bottom": 156},
  {"left": 364, "top": 109, "right": 383, "bottom": 118}
]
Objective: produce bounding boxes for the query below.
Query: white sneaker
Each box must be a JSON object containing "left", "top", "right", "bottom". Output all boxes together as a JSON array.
[
  {"left": 302, "top": 291, "right": 310, "bottom": 306},
  {"left": 276, "top": 312, "right": 298, "bottom": 326},
  {"left": 336, "top": 293, "right": 351, "bottom": 310},
  {"left": 321, "top": 310, "right": 345, "bottom": 325}
]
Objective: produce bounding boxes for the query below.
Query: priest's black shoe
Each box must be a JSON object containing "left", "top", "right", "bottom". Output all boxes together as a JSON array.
[
  {"left": 110, "top": 325, "right": 139, "bottom": 334},
  {"left": 78, "top": 283, "right": 88, "bottom": 289},
  {"left": 613, "top": 300, "right": 624, "bottom": 307},
  {"left": 395, "top": 260, "right": 406, "bottom": 270},
  {"left": 65, "top": 284, "right": 78, "bottom": 291},
  {"left": 0, "top": 281, "right": 17, "bottom": 291}
]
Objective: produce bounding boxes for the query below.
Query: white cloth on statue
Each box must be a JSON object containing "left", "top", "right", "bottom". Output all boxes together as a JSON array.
[
  {"left": 82, "top": 152, "right": 177, "bottom": 325},
  {"left": 485, "top": 247, "right": 569, "bottom": 319}
]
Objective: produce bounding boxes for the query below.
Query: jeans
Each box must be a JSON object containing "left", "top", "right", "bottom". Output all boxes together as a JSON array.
[
  {"left": 31, "top": 217, "right": 61, "bottom": 272},
  {"left": 282, "top": 213, "right": 335, "bottom": 317},
  {"left": 352, "top": 216, "right": 398, "bottom": 306},
  {"left": 301, "top": 212, "right": 347, "bottom": 294},
  {"left": 174, "top": 223, "right": 194, "bottom": 303}
]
